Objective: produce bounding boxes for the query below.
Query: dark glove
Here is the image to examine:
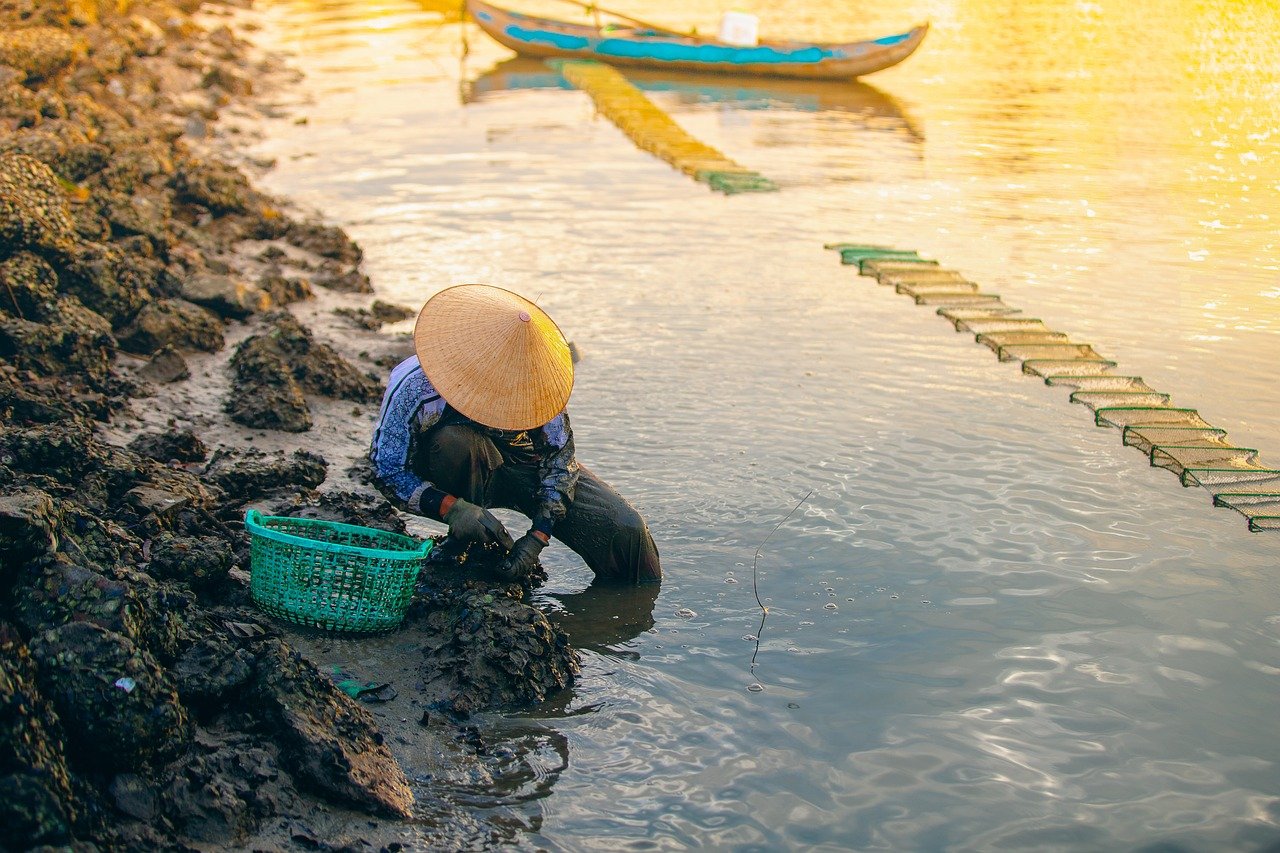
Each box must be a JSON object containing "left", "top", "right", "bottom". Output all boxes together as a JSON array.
[
  {"left": 499, "top": 532, "right": 546, "bottom": 580},
  {"left": 443, "top": 498, "right": 514, "bottom": 550}
]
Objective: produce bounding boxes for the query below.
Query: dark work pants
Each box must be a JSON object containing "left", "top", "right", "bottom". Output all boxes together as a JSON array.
[{"left": 423, "top": 424, "right": 662, "bottom": 584}]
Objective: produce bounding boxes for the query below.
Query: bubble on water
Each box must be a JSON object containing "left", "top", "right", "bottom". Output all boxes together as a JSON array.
[
  {"left": 847, "top": 598, "right": 855, "bottom": 602},
  {"left": 921, "top": 600, "right": 931, "bottom": 605},
  {"left": 725, "top": 578, "right": 738, "bottom": 584},
  {"left": 823, "top": 603, "right": 838, "bottom": 611},
  {"left": 890, "top": 594, "right": 899, "bottom": 600},
  {"left": 742, "top": 634, "right": 758, "bottom": 642},
  {"left": 799, "top": 621, "right": 814, "bottom": 627},
  {"left": 787, "top": 702, "right": 800, "bottom": 709},
  {"left": 829, "top": 593, "right": 837, "bottom": 597},
  {"left": 675, "top": 608, "right": 697, "bottom": 618},
  {"left": 747, "top": 683, "right": 764, "bottom": 693},
  {"left": 825, "top": 587, "right": 834, "bottom": 593},
  {"left": 786, "top": 647, "right": 800, "bottom": 653}
]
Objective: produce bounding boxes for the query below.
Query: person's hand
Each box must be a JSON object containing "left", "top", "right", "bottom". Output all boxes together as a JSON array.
[
  {"left": 499, "top": 532, "right": 546, "bottom": 580},
  {"left": 443, "top": 498, "right": 514, "bottom": 550}
]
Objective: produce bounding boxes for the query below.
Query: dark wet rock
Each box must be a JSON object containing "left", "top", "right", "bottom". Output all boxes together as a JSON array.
[
  {"left": 0, "top": 488, "right": 62, "bottom": 572},
  {"left": 335, "top": 299, "right": 415, "bottom": 331},
  {"left": 107, "top": 772, "right": 157, "bottom": 822},
  {"left": 202, "top": 62, "right": 252, "bottom": 97},
  {"left": 160, "top": 738, "right": 293, "bottom": 843},
  {"left": 98, "top": 188, "right": 172, "bottom": 246},
  {"left": 0, "top": 27, "right": 82, "bottom": 83},
  {"left": 129, "top": 427, "right": 206, "bottom": 463},
  {"left": 0, "top": 152, "right": 77, "bottom": 254},
  {"left": 1, "top": 419, "right": 103, "bottom": 482},
  {"left": 271, "top": 489, "right": 408, "bottom": 536},
  {"left": 60, "top": 242, "right": 158, "bottom": 325},
  {"left": 136, "top": 344, "right": 189, "bottom": 383},
  {"left": 203, "top": 448, "right": 328, "bottom": 502},
  {"left": 313, "top": 258, "right": 373, "bottom": 293},
  {"left": 12, "top": 560, "right": 147, "bottom": 647},
  {"left": 181, "top": 271, "right": 269, "bottom": 319},
  {"left": 0, "top": 251, "right": 59, "bottom": 319},
  {"left": 419, "top": 586, "right": 578, "bottom": 718},
  {"left": 227, "top": 312, "right": 379, "bottom": 431},
  {"left": 172, "top": 154, "right": 253, "bottom": 215},
  {"left": 0, "top": 294, "right": 114, "bottom": 379},
  {"left": 287, "top": 219, "right": 362, "bottom": 265},
  {"left": 28, "top": 620, "right": 189, "bottom": 773},
  {"left": 172, "top": 633, "right": 253, "bottom": 712},
  {"left": 0, "top": 625, "right": 78, "bottom": 849},
  {"left": 117, "top": 297, "right": 224, "bottom": 354},
  {"left": 257, "top": 267, "right": 312, "bottom": 306},
  {"left": 147, "top": 532, "right": 233, "bottom": 590},
  {"left": 249, "top": 639, "right": 413, "bottom": 818}
]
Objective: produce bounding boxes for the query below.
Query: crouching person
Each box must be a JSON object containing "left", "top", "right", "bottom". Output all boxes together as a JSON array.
[{"left": 370, "top": 284, "right": 661, "bottom": 584}]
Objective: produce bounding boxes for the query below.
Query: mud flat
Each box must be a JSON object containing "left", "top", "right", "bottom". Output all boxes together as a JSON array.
[{"left": 0, "top": 1, "right": 577, "bottom": 848}]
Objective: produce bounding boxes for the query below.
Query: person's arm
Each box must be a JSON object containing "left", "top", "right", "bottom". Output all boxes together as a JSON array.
[
  {"left": 369, "top": 364, "right": 450, "bottom": 519},
  {"left": 530, "top": 412, "right": 580, "bottom": 540}
]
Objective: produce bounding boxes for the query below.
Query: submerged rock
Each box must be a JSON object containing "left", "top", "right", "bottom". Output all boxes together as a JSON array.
[{"left": 419, "top": 585, "right": 578, "bottom": 719}]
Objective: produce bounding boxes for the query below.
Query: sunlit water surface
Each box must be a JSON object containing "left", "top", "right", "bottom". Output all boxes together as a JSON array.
[{"left": 241, "top": 0, "right": 1280, "bottom": 848}]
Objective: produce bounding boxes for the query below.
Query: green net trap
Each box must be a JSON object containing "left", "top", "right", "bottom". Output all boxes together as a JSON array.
[
  {"left": 824, "top": 241, "right": 1280, "bottom": 532},
  {"left": 245, "top": 510, "right": 432, "bottom": 633}
]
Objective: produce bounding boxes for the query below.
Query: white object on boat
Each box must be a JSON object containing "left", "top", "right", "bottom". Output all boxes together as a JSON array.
[{"left": 718, "top": 11, "right": 759, "bottom": 46}]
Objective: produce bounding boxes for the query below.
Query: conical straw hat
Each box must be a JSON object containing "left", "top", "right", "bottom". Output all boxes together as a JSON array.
[{"left": 413, "top": 284, "right": 574, "bottom": 431}]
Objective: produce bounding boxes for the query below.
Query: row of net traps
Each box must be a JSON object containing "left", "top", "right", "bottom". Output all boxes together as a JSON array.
[
  {"left": 551, "top": 59, "right": 778, "bottom": 195},
  {"left": 826, "top": 243, "right": 1279, "bottom": 532}
]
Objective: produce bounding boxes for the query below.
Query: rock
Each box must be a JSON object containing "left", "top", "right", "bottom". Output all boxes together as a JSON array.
[
  {"left": 0, "top": 295, "right": 115, "bottom": 379},
  {"left": 0, "top": 153, "right": 77, "bottom": 254},
  {"left": 201, "top": 62, "right": 252, "bottom": 96},
  {"left": 313, "top": 259, "right": 373, "bottom": 293},
  {"left": 147, "top": 532, "right": 233, "bottom": 590},
  {"left": 226, "top": 313, "right": 379, "bottom": 431},
  {"left": 0, "top": 626, "right": 77, "bottom": 849},
  {"left": 172, "top": 154, "right": 253, "bottom": 214},
  {"left": 0, "top": 251, "right": 59, "bottom": 320},
  {"left": 0, "top": 488, "right": 62, "bottom": 572},
  {"left": 0, "top": 27, "right": 82, "bottom": 83},
  {"left": 160, "top": 738, "right": 292, "bottom": 843},
  {"left": 129, "top": 428, "right": 206, "bottom": 463},
  {"left": 419, "top": 586, "right": 578, "bottom": 718},
  {"left": 118, "top": 297, "right": 224, "bottom": 354},
  {"left": 257, "top": 269, "right": 311, "bottom": 306},
  {"left": 172, "top": 634, "right": 252, "bottom": 711},
  {"left": 28, "top": 621, "right": 189, "bottom": 773},
  {"left": 249, "top": 640, "right": 413, "bottom": 818},
  {"left": 181, "top": 272, "right": 269, "bottom": 319},
  {"left": 136, "top": 345, "right": 189, "bottom": 383},
  {"left": 108, "top": 773, "right": 157, "bottom": 822},
  {"left": 335, "top": 299, "right": 414, "bottom": 331},
  {"left": 203, "top": 448, "right": 327, "bottom": 502},
  {"left": 286, "top": 220, "right": 362, "bottom": 265},
  {"left": 225, "top": 342, "right": 311, "bottom": 432}
]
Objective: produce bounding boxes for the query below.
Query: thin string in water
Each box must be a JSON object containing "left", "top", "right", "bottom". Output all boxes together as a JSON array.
[{"left": 749, "top": 489, "right": 814, "bottom": 681}]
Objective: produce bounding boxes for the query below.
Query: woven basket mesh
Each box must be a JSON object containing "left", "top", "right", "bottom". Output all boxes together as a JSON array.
[{"left": 245, "top": 510, "right": 432, "bottom": 633}]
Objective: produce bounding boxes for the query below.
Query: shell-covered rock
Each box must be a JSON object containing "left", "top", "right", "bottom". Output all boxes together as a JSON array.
[{"left": 0, "top": 153, "right": 77, "bottom": 254}]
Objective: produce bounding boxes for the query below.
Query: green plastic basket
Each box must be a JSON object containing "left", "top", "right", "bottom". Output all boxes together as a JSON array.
[{"left": 245, "top": 509, "right": 433, "bottom": 633}]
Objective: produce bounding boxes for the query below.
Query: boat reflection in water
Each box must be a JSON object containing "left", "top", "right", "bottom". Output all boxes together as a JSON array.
[{"left": 462, "top": 56, "right": 923, "bottom": 144}]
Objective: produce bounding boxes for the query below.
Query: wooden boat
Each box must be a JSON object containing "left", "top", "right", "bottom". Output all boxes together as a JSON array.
[{"left": 465, "top": 0, "right": 928, "bottom": 81}]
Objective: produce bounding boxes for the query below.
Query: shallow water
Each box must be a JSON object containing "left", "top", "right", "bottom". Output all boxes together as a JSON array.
[{"left": 240, "top": 0, "right": 1280, "bottom": 848}]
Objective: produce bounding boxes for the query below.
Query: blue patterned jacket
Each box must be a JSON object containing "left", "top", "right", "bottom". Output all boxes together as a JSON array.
[{"left": 369, "top": 356, "right": 579, "bottom": 536}]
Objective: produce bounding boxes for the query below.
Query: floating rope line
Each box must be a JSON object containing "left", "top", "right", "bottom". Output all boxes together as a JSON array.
[
  {"left": 824, "top": 242, "right": 1280, "bottom": 532},
  {"left": 550, "top": 59, "right": 778, "bottom": 195}
]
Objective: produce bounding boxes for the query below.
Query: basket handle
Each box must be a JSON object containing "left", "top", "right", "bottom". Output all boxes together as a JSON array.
[
  {"left": 244, "top": 508, "right": 262, "bottom": 529},
  {"left": 416, "top": 537, "right": 435, "bottom": 558}
]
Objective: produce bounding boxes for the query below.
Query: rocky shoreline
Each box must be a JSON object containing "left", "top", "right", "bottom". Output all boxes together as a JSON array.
[{"left": 1, "top": 1, "right": 577, "bottom": 849}]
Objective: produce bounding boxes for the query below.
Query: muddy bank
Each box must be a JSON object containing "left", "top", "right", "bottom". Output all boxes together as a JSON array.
[{"left": 0, "top": 1, "right": 578, "bottom": 849}]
